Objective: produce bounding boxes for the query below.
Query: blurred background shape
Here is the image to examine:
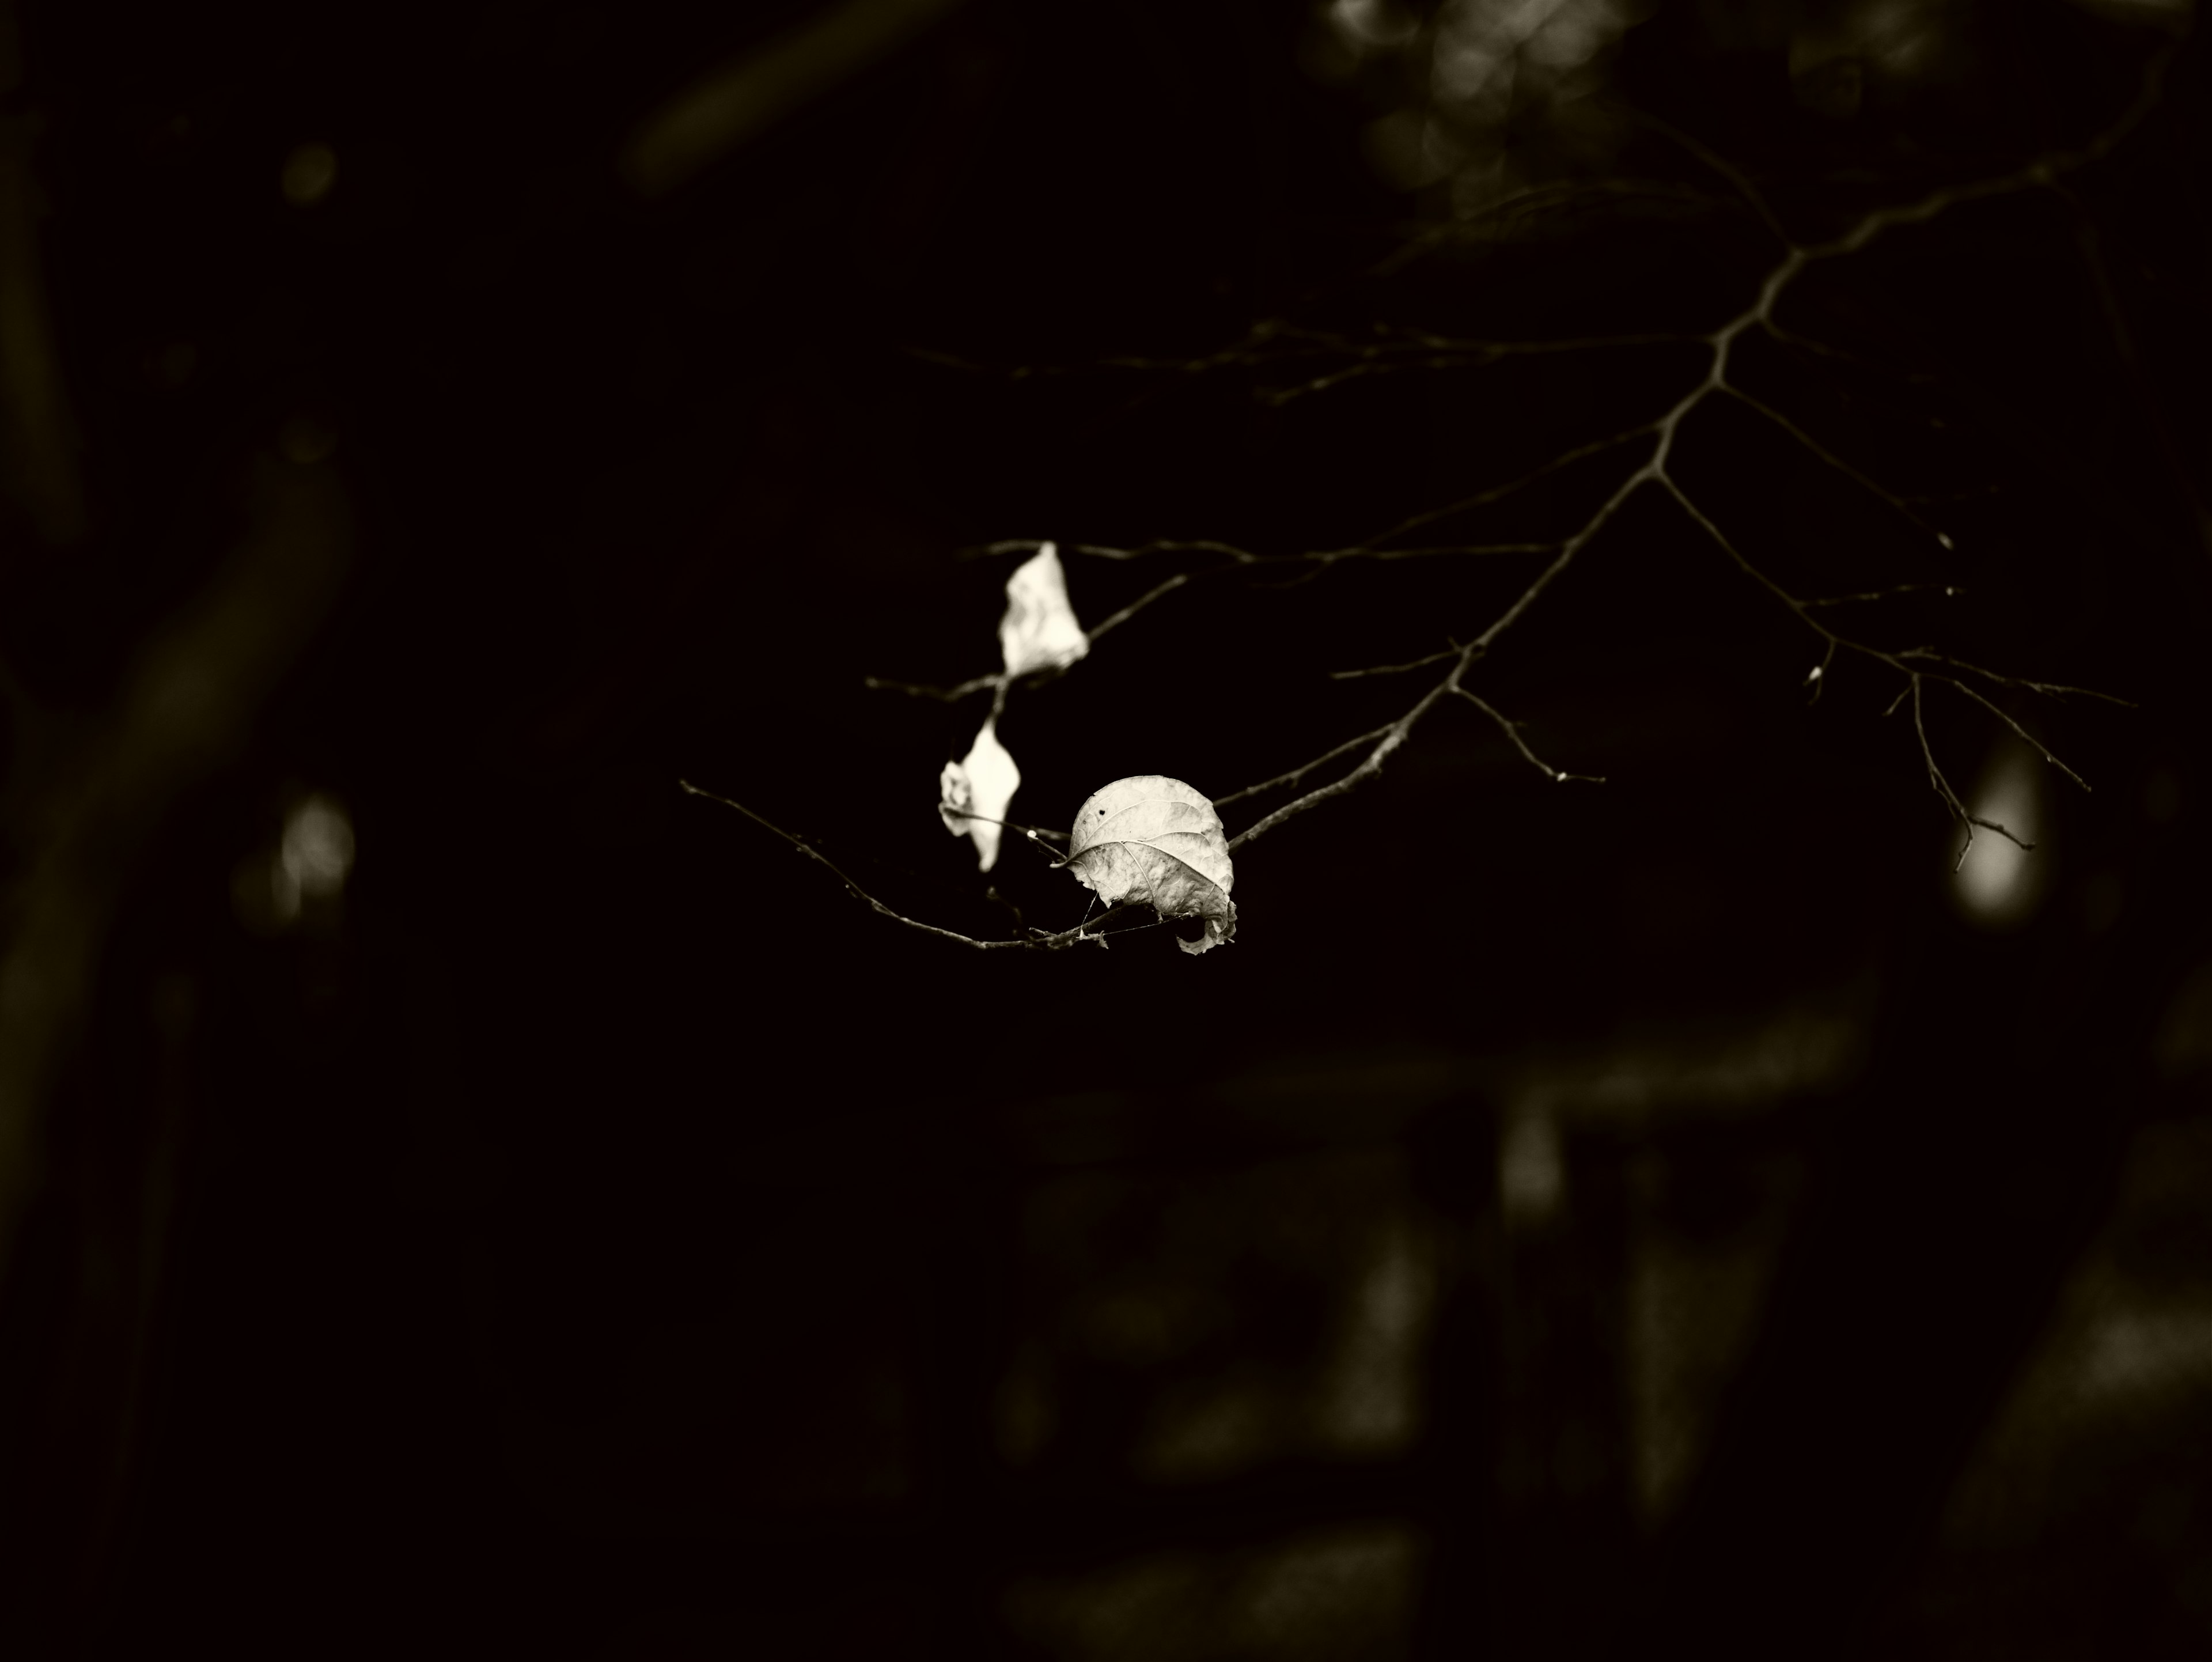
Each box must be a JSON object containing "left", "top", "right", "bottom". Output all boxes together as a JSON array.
[{"left": 281, "top": 141, "right": 339, "bottom": 208}]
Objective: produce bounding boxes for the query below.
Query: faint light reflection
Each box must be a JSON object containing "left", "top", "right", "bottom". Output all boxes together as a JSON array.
[
  {"left": 2081, "top": 1306, "right": 2212, "bottom": 1398},
  {"left": 278, "top": 793, "right": 355, "bottom": 916},
  {"left": 1318, "top": 1217, "right": 1432, "bottom": 1453},
  {"left": 235, "top": 791, "right": 354, "bottom": 934},
  {"left": 1950, "top": 744, "right": 2047, "bottom": 929},
  {"left": 1326, "top": 0, "right": 1421, "bottom": 50},
  {"left": 1002, "top": 1523, "right": 1421, "bottom": 1660},
  {"left": 1501, "top": 1097, "right": 1564, "bottom": 1228},
  {"left": 282, "top": 142, "right": 338, "bottom": 207},
  {"left": 1331, "top": 0, "right": 1651, "bottom": 211}
]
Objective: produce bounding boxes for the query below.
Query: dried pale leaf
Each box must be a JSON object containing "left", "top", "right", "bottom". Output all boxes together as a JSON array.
[
  {"left": 940, "top": 715, "right": 1021, "bottom": 872},
  {"left": 1001, "top": 543, "right": 1090, "bottom": 679},
  {"left": 1056, "top": 775, "right": 1236, "bottom": 955}
]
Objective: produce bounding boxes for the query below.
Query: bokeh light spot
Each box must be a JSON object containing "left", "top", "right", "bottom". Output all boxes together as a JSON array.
[{"left": 282, "top": 142, "right": 338, "bottom": 207}]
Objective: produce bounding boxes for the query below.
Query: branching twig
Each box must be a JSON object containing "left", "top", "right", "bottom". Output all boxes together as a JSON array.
[
  {"left": 814, "top": 28, "right": 2186, "bottom": 926},
  {"left": 1893, "top": 647, "right": 2138, "bottom": 707},
  {"left": 1451, "top": 687, "right": 1607, "bottom": 784},
  {"left": 679, "top": 781, "right": 1130, "bottom": 949},
  {"left": 1359, "top": 425, "right": 1659, "bottom": 548},
  {"left": 1940, "top": 680, "right": 2093, "bottom": 794},
  {"left": 1719, "top": 384, "right": 1957, "bottom": 551},
  {"left": 1213, "top": 724, "right": 1397, "bottom": 809},
  {"left": 1217, "top": 37, "right": 2179, "bottom": 851}
]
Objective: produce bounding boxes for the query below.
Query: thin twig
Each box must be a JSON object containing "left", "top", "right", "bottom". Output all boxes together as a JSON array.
[
  {"left": 1330, "top": 647, "right": 1460, "bottom": 681},
  {"left": 1213, "top": 724, "right": 1397, "bottom": 809},
  {"left": 1256, "top": 541, "right": 1557, "bottom": 590},
  {"left": 680, "top": 781, "right": 1127, "bottom": 949},
  {"left": 1358, "top": 426, "right": 1658, "bottom": 548},
  {"left": 1067, "top": 538, "right": 1266, "bottom": 563},
  {"left": 1452, "top": 687, "right": 1607, "bottom": 783},
  {"left": 863, "top": 672, "right": 1001, "bottom": 703},
  {"left": 1940, "top": 681, "right": 2093, "bottom": 793},
  {"left": 1083, "top": 572, "right": 1191, "bottom": 645},
  {"left": 1910, "top": 677, "right": 1982, "bottom": 870},
  {"left": 1719, "top": 384, "right": 1957, "bottom": 551},
  {"left": 942, "top": 809, "right": 1070, "bottom": 845},
  {"left": 1893, "top": 647, "right": 2138, "bottom": 707},
  {"left": 1801, "top": 583, "right": 1963, "bottom": 608},
  {"left": 839, "top": 28, "right": 2186, "bottom": 920}
]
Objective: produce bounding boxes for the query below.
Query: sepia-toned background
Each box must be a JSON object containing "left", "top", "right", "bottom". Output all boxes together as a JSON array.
[{"left": 2, "top": 2, "right": 2210, "bottom": 1657}]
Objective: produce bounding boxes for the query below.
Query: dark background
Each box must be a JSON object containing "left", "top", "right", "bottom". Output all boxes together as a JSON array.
[{"left": 2, "top": 0, "right": 2211, "bottom": 1656}]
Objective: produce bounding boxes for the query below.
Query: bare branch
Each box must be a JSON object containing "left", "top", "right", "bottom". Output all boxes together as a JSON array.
[
  {"left": 1662, "top": 475, "right": 2108, "bottom": 805},
  {"left": 938, "top": 809, "right": 1070, "bottom": 847},
  {"left": 1256, "top": 331, "right": 1695, "bottom": 405},
  {"left": 1763, "top": 323, "right": 1939, "bottom": 385},
  {"left": 863, "top": 671, "right": 1000, "bottom": 703},
  {"left": 836, "top": 26, "right": 2184, "bottom": 925},
  {"left": 1360, "top": 425, "right": 1658, "bottom": 547},
  {"left": 1910, "top": 677, "right": 1982, "bottom": 870},
  {"left": 1894, "top": 647, "right": 2139, "bottom": 707},
  {"left": 1214, "top": 724, "right": 1398, "bottom": 809},
  {"left": 1937, "top": 681, "right": 2093, "bottom": 793},
  {"left": 1082, "top": 572, "right": 1191, "bottom": 645},
  {"left": 1659, "top": 475, "right": 1831, "bottom": 630},
  {"left": 1719, "top": 384, "right": 1957, "bottom": 551},
  {"left": 683, "top": 781, "right": 1016, "bottom": 948},
  {"left": 1365, "top": 542, "right": 1562, "bottom": 562},
  {"left": 679, "top": 781, "right": 1128, "bottom": 948},
  {"left": 1067, "top": 538, "right": 1266, "bottom": 563},
  {"left": 1226, "top": 678, "right": 1460, "bottom": 853},
  {"left": 1452, "top": 687, "right": 1605, "bottom": 783},
  {"left": 1801, "top": 583, "right": 1963, "bottom": 609},
  {"left": 1260, "top": 541, "right": 1558, "bottom": 590},
  {"left": 1969, "top": 815, "right": 2036, "bottom": 853},
  {"left": 1330, "top": 648, "right": 1460, "bottom": 682}
]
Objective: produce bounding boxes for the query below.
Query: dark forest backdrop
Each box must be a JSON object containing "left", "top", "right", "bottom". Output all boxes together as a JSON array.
[{"left": 2, "top": 0, "right": 2211, "bottom": 1657}]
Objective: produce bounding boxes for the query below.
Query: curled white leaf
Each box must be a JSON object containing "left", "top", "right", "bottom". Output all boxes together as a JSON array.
[
  {"left": 940, "top": 715, "right": 1021, "bottom": 872},
  {"left": 1001, "top": 543, "right": 1090, "bottom": 679}
]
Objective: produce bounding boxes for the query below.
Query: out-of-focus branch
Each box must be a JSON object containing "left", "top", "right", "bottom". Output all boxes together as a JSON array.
[
  {"left": 2055, "top": 180, "right": 2212, "bottom": 551},
  {"left": 0, "top": 453, "right": 354, "bottom": 1296},
  {"left": 623, "top": 0, "right": 972, "bottom": 197}
]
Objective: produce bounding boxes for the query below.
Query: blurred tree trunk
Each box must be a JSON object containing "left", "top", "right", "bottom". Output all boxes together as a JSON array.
[{"left": 0, "top": 447, "right": 353, "bottom": 1653}]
